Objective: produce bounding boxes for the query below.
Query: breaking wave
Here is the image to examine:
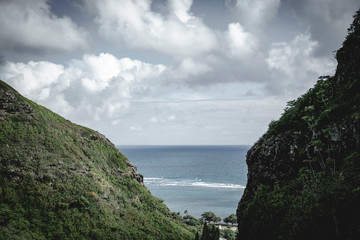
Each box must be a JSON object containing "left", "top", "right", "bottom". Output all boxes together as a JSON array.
[{"left": 144, "top": 177, "right": 245, "bottom": 189}]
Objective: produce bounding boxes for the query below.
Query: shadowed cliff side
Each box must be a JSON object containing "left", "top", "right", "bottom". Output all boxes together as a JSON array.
[
  {"left": 0, "top": 80, "right": 194, "bottom": 239},
  {"left": 237, "top": 9, "right": 360, "bottom": 240}
]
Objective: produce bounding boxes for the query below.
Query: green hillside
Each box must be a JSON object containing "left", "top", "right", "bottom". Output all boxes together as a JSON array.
[
  {"left": 237, "top": 10, "right": 360, "bottom": 240},
  {"left": 0, "top": 80, "right": 194, "bottom": 239}
]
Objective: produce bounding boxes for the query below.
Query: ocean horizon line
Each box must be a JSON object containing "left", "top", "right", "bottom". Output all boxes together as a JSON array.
[{"left": 117, "top": 144, "right": 252, "bottom": 147}]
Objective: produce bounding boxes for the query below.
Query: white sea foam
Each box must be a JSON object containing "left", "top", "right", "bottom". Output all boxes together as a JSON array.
[
  {"left": 190, "top": 182, "right": 244, "bottom": 189},
  {"left": 144, "top": 177, "right": 164, "bottom": 181},
  {"left": 143, "top": 177, "right": 245, "bottom": 189}
]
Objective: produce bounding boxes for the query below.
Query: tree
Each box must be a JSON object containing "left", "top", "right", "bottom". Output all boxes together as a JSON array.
[
  {"left": 201, "top": 211, "right": 221, "bottom": 223},
  {"left": 211, "top": 224, "right": 220, "bottom": 240},
  {"left": 194, "top": 232, "right": 200, "bottom": 240},
  {"left": 200, "top": 222, "right": 220, "bottom": 240},
  {"left": 183, "top": 214, "right": 201, "bottom": 226},
  {"left": 201, "top": 222, "right": 210, "bottom": 240},
  {"left": 223, "top": 229, "right": 236, "bottom": 240},
  {"left": 223, "top": 214, "right": 237, "bottom": 225}
]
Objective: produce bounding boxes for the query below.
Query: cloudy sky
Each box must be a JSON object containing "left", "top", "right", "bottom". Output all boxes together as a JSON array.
[{"left": 1, "top": 0, "right": 359, "bottom": 145}]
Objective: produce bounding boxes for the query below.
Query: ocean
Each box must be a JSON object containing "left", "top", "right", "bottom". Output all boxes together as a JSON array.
[{"left": 118, "top": 145, "right": 249, "bottom": 219}]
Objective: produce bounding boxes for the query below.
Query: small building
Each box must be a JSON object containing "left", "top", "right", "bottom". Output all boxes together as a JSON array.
[{"left": 215, "top": 223, "right": 238, "bottom": 231}]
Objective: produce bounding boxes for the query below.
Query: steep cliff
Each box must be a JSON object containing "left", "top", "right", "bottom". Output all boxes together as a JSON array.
[
  {"left": 0, "top": 80, "right": 194, "bottom": 239},
  {"left": 237, "top": 10, "right": 360, "bottom": 240}
]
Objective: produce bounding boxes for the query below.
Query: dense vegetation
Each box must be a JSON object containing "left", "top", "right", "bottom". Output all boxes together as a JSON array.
[
  {"left": 200, "top": 223, "right": 220, "bottom": 240},
  {"left": 237, "top": 10, "right": 360, "bottom": 240},
  {"left": 0, "top": 80, "right": 195, "bottom": 239},
  {"left": 175, "top": 211, "right": 236, "bottom": 240}
]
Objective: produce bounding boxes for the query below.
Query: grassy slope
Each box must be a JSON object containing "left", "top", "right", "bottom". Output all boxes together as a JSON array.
[{"left": 0, "top": 81, "right": 195, "bottom": 240}]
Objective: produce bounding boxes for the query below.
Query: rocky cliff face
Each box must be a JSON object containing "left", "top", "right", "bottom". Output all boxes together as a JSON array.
[
  {"left": 237, "top": 10, "right": 360, "bottom": 240},
  {"left": 0, "top": 81, "right": 194, "bottom": 239}
]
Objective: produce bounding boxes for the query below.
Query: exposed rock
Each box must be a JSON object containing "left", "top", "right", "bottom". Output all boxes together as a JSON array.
[
  {"left": 0, "top": 88, "right": 35, "bottom": 120},
  {"left": 237, "top": 10, "right": 360, "bottom": 240},
  {"left": 102, "top": 192, "right": 110, "bottom": 199}
]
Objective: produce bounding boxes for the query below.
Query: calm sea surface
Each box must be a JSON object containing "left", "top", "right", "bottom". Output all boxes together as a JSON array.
[{"left": 118, "top": 145, "right": 249, "bottom": 219}]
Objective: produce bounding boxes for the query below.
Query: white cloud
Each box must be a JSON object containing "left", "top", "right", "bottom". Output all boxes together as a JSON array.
[
  {"left": 0, "top": 53, "right": 166, "bottom": 125},
  {"left": 1, "top": 0, "right": 356, "bottom": 146},
  {"left": 130, "top": 126, "right": 143, "bottom": 131},
  {"left": 149, "top": 117, "right": 159, "bottom": 123},
  {"left": 0, "top": 0, "right": 87, "bottom": 52},
  {"left": 80, "top": 53, "right": 122, "bottom": 92},
  {"left": 266, "top": 33, "right": 336, "bottom": 94},
  {"left": 109, "top": 98, "right": 286, "bottom": 145},
  {"left": 266, "top": 33, "right": 335, "bottom": 77},
  {"left": 226, "top": 22, "right": 258, "bottom": 58},
  {"left": 168, "top": 114, "right": 176, "bottom": 121},
  {"left": 227, "top": 0, "right": 281, "bottom": 28},
  {"left": 1, "top": 61, "right": 64, "bottom": 99},
  {"left": 283, "top": 0, "right": 360, "bottom": 56},
  {"left": 169, "top": 58, "right": 213, "bottom": 80},
  {"left": 85, "top": 0, "right": 217, "bottom": 57},
  {"left": 169, "top": 0, "right": 193, "bottom": 23}
]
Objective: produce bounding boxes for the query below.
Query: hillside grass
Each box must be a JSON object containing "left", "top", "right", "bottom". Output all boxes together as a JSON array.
[{"left": 0, "top": 80, "right": 195, "bottom": 240}]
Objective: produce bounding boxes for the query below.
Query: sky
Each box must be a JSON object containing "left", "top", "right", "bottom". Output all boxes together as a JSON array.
[{"left": 0, "top": 0, "right": 359, "bottom": 145}]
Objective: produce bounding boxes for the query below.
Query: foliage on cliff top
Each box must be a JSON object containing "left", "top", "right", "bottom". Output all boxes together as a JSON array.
[
  {"left": 237, "top": 9, "right": 360, "bottom": 240},
  {"left": 0, "top": 80, "right": 195, "bottom": 239}
]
